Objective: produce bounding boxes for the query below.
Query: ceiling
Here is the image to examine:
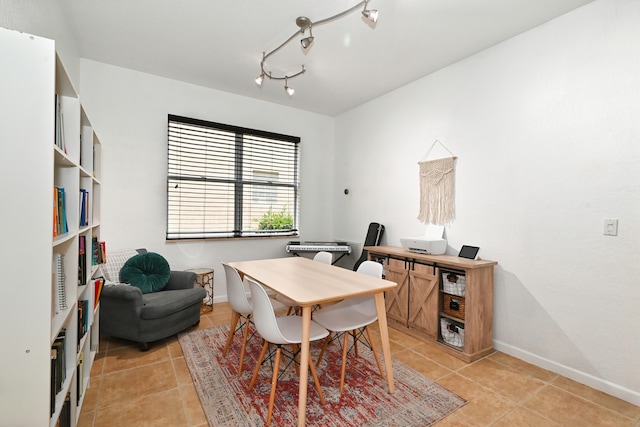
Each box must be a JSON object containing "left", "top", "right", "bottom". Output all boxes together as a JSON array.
[{"left": 59, "top": 0, "right": 594, "bottom": 117}]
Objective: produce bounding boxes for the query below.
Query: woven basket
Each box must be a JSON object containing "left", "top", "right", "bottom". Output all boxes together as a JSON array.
[
  {"left": 440, "top": 318, "right": 465, "bottom": 348},
  {"left": 443, "top": 294, "right": 465, "bottom": 319},
  {"left": 442, "top": 271, "right": 465, "bottom": 297}
]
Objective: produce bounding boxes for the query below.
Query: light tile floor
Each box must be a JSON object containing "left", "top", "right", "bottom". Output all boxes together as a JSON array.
[{"left": 78, "top": 302, "right": 640, "bottom": 427}]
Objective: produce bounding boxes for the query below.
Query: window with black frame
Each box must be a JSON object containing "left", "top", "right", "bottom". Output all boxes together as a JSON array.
[{"left": 167, "top": 114, "right": 300, "bottom": 240}]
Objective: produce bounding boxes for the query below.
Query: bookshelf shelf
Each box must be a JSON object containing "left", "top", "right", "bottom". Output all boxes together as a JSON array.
[{"left": 0, "top": 27, "right": 103, "bottom": 427}]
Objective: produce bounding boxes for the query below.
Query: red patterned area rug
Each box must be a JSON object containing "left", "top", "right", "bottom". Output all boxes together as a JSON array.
[{"left": 178, "top": 325, "right": 466, "bottom": 426}]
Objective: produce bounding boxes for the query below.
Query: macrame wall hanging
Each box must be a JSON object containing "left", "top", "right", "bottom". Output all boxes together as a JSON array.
[{"left": 417, "top": 140, "right": 457, "bottom": 225}]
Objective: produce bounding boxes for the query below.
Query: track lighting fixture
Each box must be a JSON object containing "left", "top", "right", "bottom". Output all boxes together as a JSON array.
[
  {"left": 284, "top": 77, "right": 295, "bottom": 96},
  {"left": 255, "top": 0, "right": 379, "bottom": 95},
  {"left": 300, "top": 26, "right": 314, "bottom": 49},
  {"left": 362, "top": 1, "right": 379, "bottom": 23}
]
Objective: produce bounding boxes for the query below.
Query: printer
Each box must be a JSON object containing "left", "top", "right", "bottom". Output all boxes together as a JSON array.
[{"left": 400, "top": 224, "right": 447, "bottom": 255}]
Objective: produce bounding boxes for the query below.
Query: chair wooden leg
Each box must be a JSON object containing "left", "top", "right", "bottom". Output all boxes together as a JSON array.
[
  {"left": 315, "top": 333, "right": 332, "bottom": 368},
  {"left": 291, "top": 344, "right": 300, "bottom": 376},
  {"left": 237, "top": 315, "right": 251, "bottom": 375},
  {"left": 266, "top": 347, "right": 282, "bottom": 426},
  {"left": 352, "top": 330, "right": 359, "bottom": 357},
  {"left": 222, "top": 311, "right": 240, "bottom": 356},
  {"left": 308, "top": 356, "right": 325, "bottom": 404},
  {"left": 249, "top": 340, "right": 269, "bottom": 391},
  {"left": 366, "top": 326, "right": 385, "bottom": 379},
  {"left": 340, "top": 332, "right": 349, "bottom": 392}
]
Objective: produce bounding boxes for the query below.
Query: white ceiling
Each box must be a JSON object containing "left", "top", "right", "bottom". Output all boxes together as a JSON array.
[{"left": 59, "top": 0, "right": 594, "bottom": 116}]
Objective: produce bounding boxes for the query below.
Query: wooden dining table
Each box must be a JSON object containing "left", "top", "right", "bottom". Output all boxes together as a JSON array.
[{"left": 228, "top": 256, "right": 397, "bottom": 427}]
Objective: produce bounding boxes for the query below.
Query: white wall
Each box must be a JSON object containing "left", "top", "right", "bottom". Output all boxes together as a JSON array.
[
  {"left": 333, "top": 0, "right": 640, "bottom": 405},
  {"left": 78, "top": 60, "right": 336, "bottom": 300},
  {"left": 0, "top": 0, "right": 80, "bottom": 90}
]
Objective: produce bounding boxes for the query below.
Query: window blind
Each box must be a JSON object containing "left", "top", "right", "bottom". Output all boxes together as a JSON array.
[{"left": 167, "top": 114, "right": 300, "bottom": 240}]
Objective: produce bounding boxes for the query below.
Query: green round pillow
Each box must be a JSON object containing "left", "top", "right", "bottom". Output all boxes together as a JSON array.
[{"left": 119, "top": 252, "right": 171, "bottom": 294}]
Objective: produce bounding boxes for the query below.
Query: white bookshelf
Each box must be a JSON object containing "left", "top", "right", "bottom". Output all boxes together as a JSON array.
[{"left": 0, "top": 27, "right": 103, "bottom": 427}]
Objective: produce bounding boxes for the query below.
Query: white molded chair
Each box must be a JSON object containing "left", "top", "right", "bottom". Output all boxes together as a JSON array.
[
  {"left": 312, "top": 260, "right": 385, "bottom": 392},
  {"left": 277, "top": 251, "right": 332, "bottom": 313},
  {"left": 221, "top": 263, "right": 284, "bottom": 375},
  {"left": 247, "top": 278, "right": 329, "bottom": 426},
  {"left": 312, "top": 250, "right": 333, "bottom": 265}
]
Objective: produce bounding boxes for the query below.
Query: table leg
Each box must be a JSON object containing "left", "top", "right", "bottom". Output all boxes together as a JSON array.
[
  {"left": 298, "top": 305, "right": 312, "bottom": 427},
  {"left": 374, "top": 292, "right": 395, "bottom": 393}
]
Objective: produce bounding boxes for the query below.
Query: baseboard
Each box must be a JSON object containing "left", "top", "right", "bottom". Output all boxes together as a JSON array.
[
  {"left": 212, "top": 295, "right": 227, "bottom": 304},
  {"left": 494, "top": 340, "right": 640, "bottom": 406}
]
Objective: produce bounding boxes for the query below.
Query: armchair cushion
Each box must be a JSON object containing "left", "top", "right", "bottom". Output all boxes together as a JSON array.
[
  {"left": 141, "top": 289, "right": 206, "bottom": 320},
  {"left": 120, "top": 252, "right": 171, "bottom": 294},
  {"left": 101, "top": 249, "right": 138, "bottom": 283}
]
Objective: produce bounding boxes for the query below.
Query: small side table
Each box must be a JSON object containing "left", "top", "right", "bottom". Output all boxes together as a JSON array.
[{"left": 185, "top": 268, "right": 214, "bottom": 312}]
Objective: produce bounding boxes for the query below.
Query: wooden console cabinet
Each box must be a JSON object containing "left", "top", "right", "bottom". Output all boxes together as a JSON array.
[{"left": 366, "top": 246, "right": 497, "bottom": 363}]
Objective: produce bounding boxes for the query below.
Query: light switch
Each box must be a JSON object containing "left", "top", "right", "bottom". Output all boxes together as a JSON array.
[{"left": 603, "top": 219, "right": 618, "bottom": 236}]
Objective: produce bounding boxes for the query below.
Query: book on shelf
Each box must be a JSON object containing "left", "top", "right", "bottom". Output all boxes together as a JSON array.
[
  {"left": 76, "top": 353, "right": 85, "bottom": 405},
  {"left": 54, "top": 253, "right": 67, "bottom": 313},
  {"left": 79, "top": 189, "right": 89, "bottom": 227},
  {"left": 57, "top": 392, "right": 71, "bottom": 427},
  {"left": 78, "top": 235, "right": 87, "bottom": 286},
  {"left": 100, "top": 241, "right": 106, "bottom": 263},
  {"left": 91, "top": 235, "right": 106, "bottom": 265},
  {"left": 53, "top": 186, "right": 68, "bottom": 236},
  {"left": 51, "top": 329, "right": 67, "bottom": 414},
  {"left": 50, "top": 349, "right": 57, "bottom": 415},
  {"left": 91, "top": 235, "right": 99, "bottom": 265},
  {"left": 60, "top": 187, "right": 68, "bottom": 233},
  {"left": 53, "top": 187, "right": 58, "bottom": 236},
  {"left": 54, "top": 94, "right": 67, "bottom": 154},
  {"left": 77, "top": 299, "right": 89, "bottom": 351},
  {"left": 94, "top": 277, "right": 105, "bottom": 309}
]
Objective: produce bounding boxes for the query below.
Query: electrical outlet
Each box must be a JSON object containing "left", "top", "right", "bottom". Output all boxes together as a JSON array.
[{"left": 603, "top": 219, "right": 618, "bottom": 236}]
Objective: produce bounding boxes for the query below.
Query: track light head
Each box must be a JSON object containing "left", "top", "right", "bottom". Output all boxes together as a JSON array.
[
  {"left": 284, "top": 78, "right": 295, "bottom": 96},
  {"left": 300, "top": 36, "right": 314, "bottom": 49},
  {"left": 362, "top": 8, "right": 378, "bottom": 23},
  {"left": 255, "top": 73, "right": 264, "bottom": 86},
  {"left": 362, "top": 1, "right": 378, "bottom": 23},
  {"left": 300, "top": 25, "right": 314, "bottom": 49}
]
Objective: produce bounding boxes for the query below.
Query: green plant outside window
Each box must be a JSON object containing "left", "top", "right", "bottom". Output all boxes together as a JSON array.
[{"left": 255, "top": 207, "right": 293, "bottom": 230}]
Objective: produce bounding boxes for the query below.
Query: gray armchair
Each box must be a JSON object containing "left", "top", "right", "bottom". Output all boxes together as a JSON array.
[{"left": 99, "top": 249, "right": 207, "bottom": 350}]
